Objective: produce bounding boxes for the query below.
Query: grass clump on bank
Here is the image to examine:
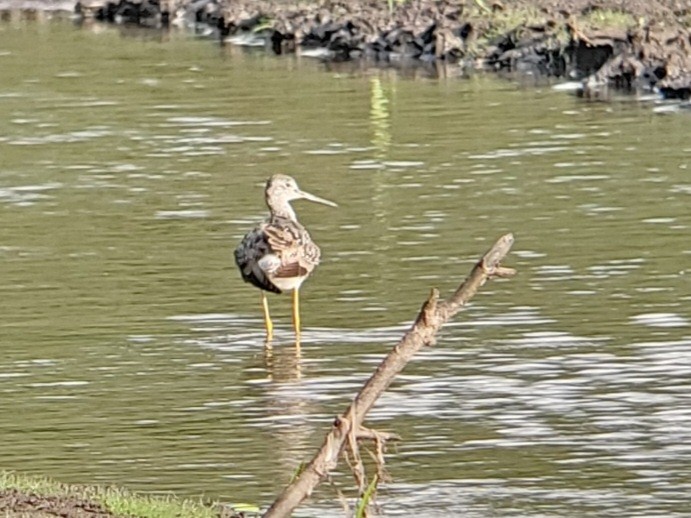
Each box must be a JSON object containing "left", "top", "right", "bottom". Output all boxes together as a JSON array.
[
  {"left": 0, "top": 470, "right": 257, "bottom": 518},
  {"left": 581, "top": 8, "right": 637, "bottom": 29},
  {"left": 99, "top": 488, "right": 220, "bottom": 518}
]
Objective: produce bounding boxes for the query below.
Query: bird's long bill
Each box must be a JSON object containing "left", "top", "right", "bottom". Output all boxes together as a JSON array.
[{"left": 299, "top": 190, "right": 338, "bottom": 207}]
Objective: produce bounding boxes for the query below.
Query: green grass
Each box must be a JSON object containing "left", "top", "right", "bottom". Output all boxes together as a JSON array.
[
  {"left": 0, "top": 471, "right": 259, "bottom": 518},
  {"left": 386, "top": 0, "right": 406, "bottom": 13},
  {"left": 465, "top": 4, "right": 638, "bottom": 52},
  {"left": 470, "top": 5, "right": 549, "bottom": 46},
  {"left": 581, "top": 8, "right": 637, "bottom": 29},
  {"left": 99, "top": 489, "right": 220, "bottom": 518}
]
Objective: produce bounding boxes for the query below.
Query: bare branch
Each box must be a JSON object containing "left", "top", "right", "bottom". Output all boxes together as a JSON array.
[
  {"left": 263, "top": 233, "right": 516, "bottom": 518},
  {"left": 355, "top": 426, "right": 401, "bottom": 443}
]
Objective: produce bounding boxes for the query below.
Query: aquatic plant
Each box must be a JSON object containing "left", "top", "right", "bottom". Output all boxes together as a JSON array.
[{"left": 354, "top": 474, "right": 379, "bottom": 518}]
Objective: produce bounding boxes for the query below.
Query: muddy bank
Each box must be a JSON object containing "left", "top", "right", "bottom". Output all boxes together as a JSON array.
[
  {"left": 0, "top": 488, "right": 116, "bottom": 517},
  {"left": 10, "top": 0, "right": 691, "bottom": 98},
  {"left": 0, "top": 487, "right": 244, "bottom": 517}
]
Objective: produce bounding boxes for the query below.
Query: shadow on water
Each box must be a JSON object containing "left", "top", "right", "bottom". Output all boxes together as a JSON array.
[{"left": 0, "top": 18, "right": 690, "bottom": 517}]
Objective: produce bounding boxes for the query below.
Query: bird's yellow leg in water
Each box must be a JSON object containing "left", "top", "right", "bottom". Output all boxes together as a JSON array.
[
  {"left": 292, "top": 288, "right": 301, "bottom": 343},
  {"left": 261, "top": 292, "right": 273, "bottom": 342}
]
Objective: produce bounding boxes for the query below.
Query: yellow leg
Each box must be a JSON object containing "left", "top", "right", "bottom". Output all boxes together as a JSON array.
[
  {"left": 292, "top": 288, "right": 301, "bottom": 341},
  {"left": 261, "top": 292, "right": 273, "bottom": 342}
]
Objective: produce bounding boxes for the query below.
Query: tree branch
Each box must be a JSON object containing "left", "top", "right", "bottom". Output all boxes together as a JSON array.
[{"left": 263, "top": 233, "right": 516, "bottom": 518}]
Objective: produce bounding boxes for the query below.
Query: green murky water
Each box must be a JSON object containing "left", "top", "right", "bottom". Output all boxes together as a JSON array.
[{"left": 1, "top": 19, "right": 690, "bottom": 517}]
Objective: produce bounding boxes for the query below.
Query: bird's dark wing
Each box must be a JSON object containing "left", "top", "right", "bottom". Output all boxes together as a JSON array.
[{"left": 234, "top": 227, "right": 282, "bottom": 293}]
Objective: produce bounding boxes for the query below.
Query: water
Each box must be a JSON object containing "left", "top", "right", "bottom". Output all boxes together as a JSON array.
[{"left": 1, "top": 19, "right": 690, "bottom": 517}]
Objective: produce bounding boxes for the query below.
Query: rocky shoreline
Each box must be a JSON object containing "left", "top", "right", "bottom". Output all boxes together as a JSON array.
[{"left": 6, "top": 0, "right": 691, "bottom": 99}]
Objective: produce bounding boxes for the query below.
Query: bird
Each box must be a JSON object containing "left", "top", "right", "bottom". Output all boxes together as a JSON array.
[{"left": 234, "top": 174, "right": 337, "bottom": 343}]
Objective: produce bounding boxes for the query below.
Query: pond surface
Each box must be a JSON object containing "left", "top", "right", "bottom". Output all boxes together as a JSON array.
[{"left": 1, "top": 18, "right": 690, "bottom": 517}]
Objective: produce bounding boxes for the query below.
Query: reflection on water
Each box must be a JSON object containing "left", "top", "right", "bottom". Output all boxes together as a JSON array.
[
  {"left": 1, "top": 19, "right": 691, "bottom": 517},
  {"left": 370, "top": 77, "right": 392, "bottom": 160}
]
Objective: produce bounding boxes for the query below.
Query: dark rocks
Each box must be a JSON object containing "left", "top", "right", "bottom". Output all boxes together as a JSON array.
[
  {"left": 579, "top": 26, "right": 691, "bottom": 98},
  {"left": 485, "top": 23, "right": 567, "bottom": 77},
  {"left": 76, "top": 0, "right": 165, "bottom": 27},
  {"left": 71, "top": 0, "right": 691, "bottom": 99}
]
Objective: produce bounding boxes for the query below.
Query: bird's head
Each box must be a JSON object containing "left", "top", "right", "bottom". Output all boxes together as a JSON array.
[{"left": 265, "top": 174, "right": 337, "bottom": 209}]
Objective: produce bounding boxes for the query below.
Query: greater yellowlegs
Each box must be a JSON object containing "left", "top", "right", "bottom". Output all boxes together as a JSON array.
[{"left": 234, "top": 174, "right": 337, "bottom": 342}]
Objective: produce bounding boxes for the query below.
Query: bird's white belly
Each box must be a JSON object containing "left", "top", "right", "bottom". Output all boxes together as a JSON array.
[{"left": 270, "top": 275, "right": 307, "bottom": 292}]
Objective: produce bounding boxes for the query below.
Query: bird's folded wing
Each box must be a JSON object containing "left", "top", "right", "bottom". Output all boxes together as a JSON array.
[{"left": 264, "top": 223, "right": 319, "bottom": 278}]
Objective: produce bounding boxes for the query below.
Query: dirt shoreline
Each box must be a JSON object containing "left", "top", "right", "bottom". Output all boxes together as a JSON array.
[
  {"left": 1, "top": 0, "right": 690, "bottom": 98},
  {"left": 0, "top": 488, "right": 116, "bottom": 517},
  {"left": 69, "top": 0, "right": 691, "bottom": 99},
  {"left": 0, "top": 487, "right": 243, "bottom": 517}
]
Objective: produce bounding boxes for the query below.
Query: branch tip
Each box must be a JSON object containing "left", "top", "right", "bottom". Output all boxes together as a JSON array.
[{"left": 494, "top": 266, "right": 517, "bottom": 278}]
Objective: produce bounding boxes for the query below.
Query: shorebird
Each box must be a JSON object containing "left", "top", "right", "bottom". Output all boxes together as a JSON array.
[{"left": 234, "top": 174, "right": 337, "bottom": 343}]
